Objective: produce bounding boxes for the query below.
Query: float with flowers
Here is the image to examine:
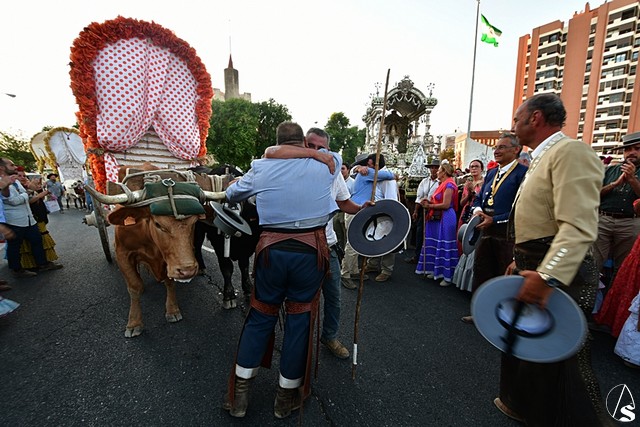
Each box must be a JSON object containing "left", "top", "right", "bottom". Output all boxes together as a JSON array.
[
  {"left": 69, "top": 16, "right": 215, "bottom": 262},
  {"left": 29, "top": 126, "right": 89, "bottom": 209}
]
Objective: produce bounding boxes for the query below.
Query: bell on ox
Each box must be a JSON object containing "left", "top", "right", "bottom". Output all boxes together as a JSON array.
[{"left": 471, "top": 275, "right": 587, "bottom": 363}]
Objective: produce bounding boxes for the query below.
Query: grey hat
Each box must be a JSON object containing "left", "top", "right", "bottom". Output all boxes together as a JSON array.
[
  {"left": 426, "top": 158, "right": 441, "bottom": 167},
  {"left": 347, "top": 199, "right": 411, "bottom": 257},
  {"left": 461, "top": 215, "right": 482, "bottom": 255},
  {"left": 612, "top": 131, "right": 640, "bottom": 150},
  {"left": 471, "top": 275, "right": 587, "bottom": 363}
]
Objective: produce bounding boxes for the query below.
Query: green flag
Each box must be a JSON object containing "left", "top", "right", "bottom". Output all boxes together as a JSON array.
[{"left": 481, "top": 14, "right": 502, "bottom": 47}]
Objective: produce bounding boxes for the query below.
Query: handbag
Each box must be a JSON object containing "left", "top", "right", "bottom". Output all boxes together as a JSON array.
[{"left": 44, "top": 200, "right": 60, "bottom": 213}]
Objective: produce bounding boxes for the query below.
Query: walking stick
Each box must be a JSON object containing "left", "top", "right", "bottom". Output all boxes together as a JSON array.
[
  {"left": 421, "top": 206, "right": 427, "bottom": 279},
  {"left": 352, "top": 68, "right": 390, "bottom": 380}
]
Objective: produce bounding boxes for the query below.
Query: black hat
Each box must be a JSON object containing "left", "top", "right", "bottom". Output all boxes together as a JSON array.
[
  {"left": 471, "top": 275, "right": 587, "bottom": 363},
  {"left": 612, "top": 131, "right": 640, "bottom": 150},
  {"left": 461, "top": 215, "right": 482, "bottom": 255},
  {"left": 211, "top": 202, "right": 252, "bottom": 237},
  {"left": 347, "top": 199, "right": 410, "bottom": 257},
  {"left": 47, "top": 173, "right": 58, "bottom": 179}
]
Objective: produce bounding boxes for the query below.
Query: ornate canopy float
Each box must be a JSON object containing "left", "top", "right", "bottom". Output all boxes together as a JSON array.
[
  {"left": 362, "top": 76, "right": 438, "bottom": 178},
  {"left": 30, "top": 127, "right": 87, "bottom": 184},
  {"left": 69, "top": 16, "right": 213, "bottom": 193}
]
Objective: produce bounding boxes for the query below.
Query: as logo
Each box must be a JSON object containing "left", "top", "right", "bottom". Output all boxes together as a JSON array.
[{"left": 606, "top": 384, "right": 636, "bottom": 422}]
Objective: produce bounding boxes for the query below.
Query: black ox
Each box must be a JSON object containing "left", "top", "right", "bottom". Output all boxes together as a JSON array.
[{"left": 192, "top": 165, "right": 259, "bottom": 309}]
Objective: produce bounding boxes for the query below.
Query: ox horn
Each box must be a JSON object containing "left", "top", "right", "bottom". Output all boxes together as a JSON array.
[
  {"left": 202, "top": 190, "right": 227, "bottom": 201},
  {"left": 84, "top": 184, "right": 146, "bottom": 205}
]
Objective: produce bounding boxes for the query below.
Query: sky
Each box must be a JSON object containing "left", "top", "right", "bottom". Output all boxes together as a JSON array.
[{"left": 0, "top": 0, "right": 593, "bottom": 141}]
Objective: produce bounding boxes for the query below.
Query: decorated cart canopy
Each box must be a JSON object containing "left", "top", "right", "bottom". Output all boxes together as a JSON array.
[
  {"left": 30, "top": 127, "right": 87, "bottom": 183},
  {"left": 69, "top": 16, "right": 213, "bottom": 193}
]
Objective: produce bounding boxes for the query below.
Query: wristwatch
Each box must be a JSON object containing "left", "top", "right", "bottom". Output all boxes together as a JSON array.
[{"left": 538, "top": 272, "right": 562, "bottom": 287}]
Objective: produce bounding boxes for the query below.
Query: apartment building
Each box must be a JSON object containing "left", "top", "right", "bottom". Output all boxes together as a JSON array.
[{"left": 513, "top": 0, "right": 640, "bottom": 154}]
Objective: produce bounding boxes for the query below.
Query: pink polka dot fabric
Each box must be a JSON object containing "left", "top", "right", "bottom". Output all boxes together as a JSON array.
[{"left": 94, "top": 38, "right": 201, "bottom": 182}]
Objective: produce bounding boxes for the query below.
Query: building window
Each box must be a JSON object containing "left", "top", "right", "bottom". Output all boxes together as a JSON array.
[
  {"left": 633, "top": 51, "right": 639, "bottom": 61},
  {"left": 610, "top": 93, "right": 624, "bottom": 103},
  {"left": 621, "top": 7, "right": 637, "bottom": 21},
  {"left": 584, "top": 75, "right": 590, "bottom": 85},
  {"left": 616, "top": 52, "right": 628, "bottom": 62},
  {"left": 549, "top": 33, "right": 559, "bottom": 42},
  {"left": 586, "top": 63, "right": 592, "bottom": 72}
]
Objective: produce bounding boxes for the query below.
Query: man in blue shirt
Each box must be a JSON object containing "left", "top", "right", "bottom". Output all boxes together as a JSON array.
[
  {"left": 340, "top": 153, "right": 396, "bottom": 289},
  {"left": 223, "top": 122, "right": 341, "bottom": 420}
]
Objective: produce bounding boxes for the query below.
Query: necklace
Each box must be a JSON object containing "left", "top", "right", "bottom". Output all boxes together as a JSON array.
[{"left": 487, "top": 162, "right": 518, "bottom": 206}]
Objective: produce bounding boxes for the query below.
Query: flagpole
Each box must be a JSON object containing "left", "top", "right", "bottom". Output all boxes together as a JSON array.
[{"left": 466, "top": 0, "right": 481, "bottom": 141}]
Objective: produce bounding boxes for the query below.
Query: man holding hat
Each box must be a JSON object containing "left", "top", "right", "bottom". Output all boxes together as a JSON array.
[
  {"left": 498, "top": 93, "right": 608, "bottom": 425},
  {"left": 45, "top": 173, "right": 65, "bottom": 213},
  {"left": 340, "top": 153, "right": 395, "bottom": 289},
  {"left": 461, "top": 132, "right": 527, "bottom": 324},
  {"left": 593, "top": 131, "right": 640, "bottom": 280}
]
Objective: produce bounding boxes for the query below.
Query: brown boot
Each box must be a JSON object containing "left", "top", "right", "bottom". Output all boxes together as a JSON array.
[
  {"left": 274, "top": 385, "right": 301, "bottom": 419},
  {"left": 223, "top": 377, "right": 253, "bottom": 418}
]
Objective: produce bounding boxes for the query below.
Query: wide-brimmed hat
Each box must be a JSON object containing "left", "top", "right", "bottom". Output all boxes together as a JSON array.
[
  {"left": 612, "top": 131, "right": 640, "bottom": 150},
  {"left": 47, "top": 173, "right": 58, "bottom": 179},
  {"left": 355, "top": 153, "right": 386, "bottom": 169},
  {"left": 210, "top": 202, "right": 252, "bottom": 237},
  {"left": 426, "top": 158, "right": 440, "bottom": 167},
  {"left": 347, "top": 199, "right": 410, "bottom": 257},
  {"left": 471, "top": 275, "right": 587, "bottom": 363},
  {"left": 461, "top": 215, "right": 483, "bottom": 255}
]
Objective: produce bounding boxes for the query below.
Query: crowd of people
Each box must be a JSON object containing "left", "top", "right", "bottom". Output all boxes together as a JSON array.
[
  {"left": 221, "top": 94, "right": 637, "bottom": 424},
  {"left": 2, "top": 93, "right": 638, "bottom": 425},
  {"left": 0, "top": 158, "right": 66, "bottom": 318}
]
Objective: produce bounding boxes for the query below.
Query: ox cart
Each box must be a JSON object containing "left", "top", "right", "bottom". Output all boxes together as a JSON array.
[
  {"left": 69, "top": 17, "right": 253, "bottom": 336},
  {"left": 69, "top": 17, "right": 222, "bottom": 264}
]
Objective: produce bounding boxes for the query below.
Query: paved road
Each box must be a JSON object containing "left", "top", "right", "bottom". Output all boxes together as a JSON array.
[{"left": 1, "top": 208, "right": 638, "bottom": 426}]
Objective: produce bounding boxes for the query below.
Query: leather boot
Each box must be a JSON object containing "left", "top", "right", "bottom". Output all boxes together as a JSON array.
[
  {"left": 274, "top": 385, "right": 301, "bottom": 419},
  {"left": 223, "top": 377, "right": 252, "bottom": 418}
]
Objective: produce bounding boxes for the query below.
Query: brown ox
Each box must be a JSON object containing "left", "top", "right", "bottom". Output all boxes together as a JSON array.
[{"left": 86, "top": 168, "right": 225, "bottom": 337}]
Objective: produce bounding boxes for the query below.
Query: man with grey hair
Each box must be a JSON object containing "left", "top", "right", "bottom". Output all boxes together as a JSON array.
[
  {"left": 461, "top": 132, "right": 527, "bottom": 323},
  {"left": 497, "top": 93, "right": 607, "bottom": 425}
]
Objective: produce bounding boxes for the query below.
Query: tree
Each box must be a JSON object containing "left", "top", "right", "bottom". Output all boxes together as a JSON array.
[
  {"left": 255, "top": 99, "right": 291, "bottom": 156},
  {"left": 0, "top": 131, "right": 36, "bottom": 171},
  {"left": 324, "top": 112, "right": 365, "bottom": 165},
  {"left": 206, "top": 99, "right": 259, "bottom": 172},
  {"left": 440, "top": 147, "right": 455, "bottom": 164}
]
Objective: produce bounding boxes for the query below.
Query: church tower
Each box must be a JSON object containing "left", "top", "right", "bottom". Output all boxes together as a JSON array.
[{"left": 224, "top": 54, "right": 240, "bottom": 100}]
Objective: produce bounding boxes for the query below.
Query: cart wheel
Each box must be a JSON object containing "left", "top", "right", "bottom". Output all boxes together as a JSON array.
[{"left": 94, "top": 200, "right": 113, "bottom": 263}]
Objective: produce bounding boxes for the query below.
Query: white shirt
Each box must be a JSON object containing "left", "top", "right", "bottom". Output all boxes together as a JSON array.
[
  {"left": 1, "top": 181, "right": 36, "bottom": 227},
  {"left": 375, "top": 167, "right": 399, "bottom": 201},
  {"left": 326, "top": 174, "right": 351, "bottom": 246},
  {"left": 416, "top": 176, "right": 439, "bottom": 203},
  {"left": 531, "top": 131, "right": 565, "bottom": 159}
]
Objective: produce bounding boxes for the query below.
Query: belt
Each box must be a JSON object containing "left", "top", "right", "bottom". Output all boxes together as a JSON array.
[{"left": 599, "top": 210, "right": 636, "bottom": 219}]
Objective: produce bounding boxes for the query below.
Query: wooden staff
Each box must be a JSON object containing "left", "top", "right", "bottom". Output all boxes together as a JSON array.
[{"left": 352, "top": 69, "right": 390, "bottom": 380}]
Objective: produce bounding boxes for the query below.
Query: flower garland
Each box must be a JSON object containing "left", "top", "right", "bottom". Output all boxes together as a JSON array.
[{"left": 69, "top": 16, "right": 213, "bottom": 193}]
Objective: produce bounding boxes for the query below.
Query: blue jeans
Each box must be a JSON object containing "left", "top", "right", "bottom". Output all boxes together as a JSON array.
[
  {"left": 236, "top": 248, "right": 325, "bottom": 381},
  {"left": 6, "top": 224, "right": 47, "bottom": 271},
  {"left": 321, "top": 248, "right": 341, "bottom": 341}
]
